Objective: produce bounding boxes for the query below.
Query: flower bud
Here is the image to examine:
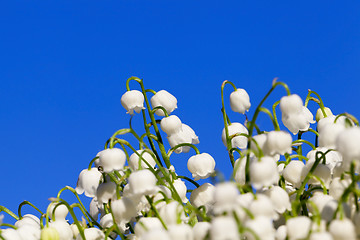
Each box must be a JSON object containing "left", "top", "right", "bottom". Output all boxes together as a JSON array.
[
  {"left": 329, "top": 218, "right": 356, "bottom": 240},
  {"left": 249, "top": 156, "right": 279, "bottom": 190},
  {"left": 229, "top": 88, "right": 251, "bottom": 114},
  {"left": 282, "top": 160, "right": 305, "bottom": 188},
  {"left": 286, "top": 216, "right": 312, "bottom": 240},
  {"left": 75, "top": 168, "right": 102, "bottom": 198},
  {"left": 40, "top": 227, "right": 60, "bottom": 240},
  {"left": 221, "top": 122, "right": 248, "bottom": 149},
  {"left": 315, "top": 107, "right": 333, "bottom": 122},
  {"left": 263, "top": 131, "right": 292, "bottom": 156},
  {"left": 129, "top": 150, "right": 157, "bottom": 171},
  {"left": 120, "top": 90, "right": 145, "bottom": 115},
  {"left": 190, "top": 183, "right": 215, "bottom": 212},
  {"left": 128, "top": 169, "right": 157, "bottom": 196}
]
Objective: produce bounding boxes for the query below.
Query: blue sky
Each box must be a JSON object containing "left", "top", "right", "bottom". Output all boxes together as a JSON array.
[{"left": 1, "top": 1, "right": 360, "bottom": 221}]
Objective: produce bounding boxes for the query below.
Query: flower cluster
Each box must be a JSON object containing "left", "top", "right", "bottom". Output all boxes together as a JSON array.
[{"left": 1, "top": 76, "right": 360, "bottom": 240}]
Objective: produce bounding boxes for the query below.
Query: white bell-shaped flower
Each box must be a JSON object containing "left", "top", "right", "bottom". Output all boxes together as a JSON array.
[
  {"left": 336, "top": 126, "right": 360, "bottom": 169},
  {"left": 193, "top": 222, "right": 211, "bottom": 240},
  {"left": 307, "top": 192, "right": 333, "bottom": 217},
  {"left": 250, "top": 134, "right": 268, "bottom": 156},
  {"left": 301, "top": 158, "right": 331, "bottom": 188},
  {"left": 309, "top": 231, "right": 333, "bottom": 240},
  {"left": 263, "top": 131, "right": 292, "bottom": 156},
  {"left": 141, "top": 228, "right": 171, "bottom": 240},
  {"left": 329, "top": 177, "right": 351, "bottom": 200},
  {"left": 111, "top": 197, "right": 137, "bottom": 223},
  {"left": 173, "top": 179, "right": 188, "bottom": 203},
  {"left": 167, "top": 224, "right": 194, "bottom": 240},
  {"left": 282, "top": 160, "right": 305, "bottom": 188},
  {"left": 150, "top": 90, "right": 178, "bottom": 116},
  {"left": 49, "top": 220, "right": 73, "bottom": 240},
  {"left": 230, "top": 88, "right": 251, "bottom": 114},
  {"left": 128, "top": 169, "right": 157, "bottom": 197},
  {"left": 213, "top": 182, "right": 239, "bottom": 215},
  {"left": 280, "top": 94, "right": 303, "bottom": 114},
  {"left": 75, "top": 168, "right": 102, "bottom": 198},
  {"left": 76, "top": 227, "right": 105, "bottom": 240},
  {"left": 264, "top": 186, "right": 291, "bottom": 214},
  {"left": 315, "top": 107, "right": 333, "bottom": 122},
  {"left": 221, "top": 122, "right": 248, "bottom": 149},
  {"left": 190, "top": 183, "right": 215, "bottom": 212},
  {"left": 244, "top": 216, "right": 275, "bottom": 240},
  {"left": 47, "top": 203, "right": 69, "bottom": 221},
  {"left": 306, "top": 148, "right": 342, "bottom": 174},
  {"left": 15, "top": 214, "right": 40, "bottom": 228},
  {"left": 248, "top": 194, "right": 278, "bottom": 220},
  {"left": 129, "top": 150, "right": 157, "bottom": 171},
  {"left": 99, "top": 213, "right": 119, "bottom": 238},
  {"left": 17, "top": 224, "right": 41, "bottom": 240},
  {"left": 210, "top": 216, "right": 239, "bottom": 240},
  {"left": 249, "top": 156, "right": 279, "bottom": 190},
  {"left": 329, "top": 218, "right": 356, "bottom": 240},
  {"left": 321, "top": 199, "right": 351, "bottom": 222},
  {"left": 160, "top": 115, "right": 182, "bottom": 135},
  {"left": 280, "top": 94, "right": 315, "bottom": 134},
  {"left": 167, "top": 124, "right": 199, "bottom": 153},
  {"left": 135, "top": 217, "right": 164, "bottom": 238},
  {"left": 96, "top": 181, "right": 117, "bottom": 205},
  {"left": 275, "top": 225, "right": 287, "bottom": 240},
  {"left": 159, "top": 201, "right": 187, "bottom": 225},
  {"left": 318, "top": 123, "right": 345, "bottom": 149},
  {"left": 286, "top": 216, "right": 312, "bottom": 240},
  {"left": 187, "top": 153, "right": 216, "bottom": 180},
  {"left": 120, "top": 90, "right": 145, "bottom": 115},
  {"left": 98, "top": 148, "right": 126, "bottom": 173}
]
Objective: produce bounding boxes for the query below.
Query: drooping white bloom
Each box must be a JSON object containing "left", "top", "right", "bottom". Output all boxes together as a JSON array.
[
  {"left": 159, "top": 201, "right": 187, "bottom": 225},
  {"left": 187, "top": 153, "right": 216, "bottom": 180},
  {"left": 263, "top": 186, "right": 291, "bottom": 214},
  {"left": 280, "top": 94, "right": 315, "bottom": 134},
  {"left": 135, "top": 217, "right": 164, "bottom": 238},
  {"left": 15, "top": 214, "right": 40, "bottom": 228},
  {"left": 250, "top": 134, "right": 268, "bottom": 156},
  {"left": 309, "top": 231, "right": 333, "bottom": 240},
  {"left": 172, "top": 179, "right": 188, "bottom": 203},
  {"left": 250, "top": 156, "right": 279, "bottom": 190},
  {"left": 329, "top": 218, "right": 356, "bottom": 240},
  {"left": 96, "top": 181, "right": 117, "bottom": 205},
  {"left": 160, "top": 115, "right": 182, "bottom": 135},
  {"left": 76, "top": 227, "right": 105, "bottom": 240},
  {"left": 49, "top": 220, "right": 73, "bottom": 240},
  {"left": 233, "top": 157, "right": 248, "bottom": 185},
  {"left": 167, "top": 224, "right": 194, "bottom": 240},
  {"left": 141, "top": 228, "right": 171, "bottom": 240},
  {"left": 190, "top": 183, "right": 215, "bottom": 212},
  {"left": 230, "top": 88, "right": 251, "bottom": 114},
  {"left": 221, "top": 122, "right": 248, "bottom": 149},
  {"left": 275, "top": 225, "right": 287, "bottom": 240},
  {"left": 151, "top": 90, "right": 178, "bottom": 116},
  {"left": 329, "top": 177, "right": 351, "bottom": 200},
  {"left": 128, "top": 169, "right": 157, "bottom": 196},
  {"left": 263, "top": 131, "right": 292, "bottom": 156},
  {"left": 318, "top": 122, "right": 345, "bottom": 149},
  {"left": 282, "top": 160, "right": 305, "bottom": 188},
  {"left": 120, "top": 90, "right": 145, "bottom": 115},
  {"left": 244, "top": 216, "right": 275, "bottom": 240},
  {"left": 213, "top": 182, "right": 239, "bottom": 215},
  {"left": 47, "top": 203, "right": 69, "bottom": 221},
  {"left": 307, "top": 192, "right": 333, "bottom": 217},
  {"left": 17, "top": 224, "right": 41, "bottom": 240},
  {"left": 111, "top": 197, "right": 137, "bottom": 223},
  {"left": 75, "top": 168, "right": 102, "bottom": 198},
  {"left": 336, "top": 126, "right": 360, "bottom": 169},
  {"left": 167, "top": 124, "right": 199, "bottom": 153},
  {"left": 315, "top": 107, "right": 333, "bottom": 122},
  {"left": 286, "top": 216, "right": 312, "bottom": 240},
  {"left": 306, "top": 148, "right": 342, "bottom": 174},
  {"left": 301, "top": 158, "right": 331, "bottom": 188},
  {"left": 210, "top": 216, "right": 240, "bottom": 240},
  {"left": 129, "top": 150, "right": 157, "bottom": 171},
  {"left": 98, "top": 148, "right": 126, "bottom": 173},
  {"left": 248, "top": 194, "right": 278, "bottom": 220},
  {"left": 193, "top": 222, "right": 211, "bottom": 240},
  {"left": 40, "top": 227, "right": 60, "bottom": 240}
]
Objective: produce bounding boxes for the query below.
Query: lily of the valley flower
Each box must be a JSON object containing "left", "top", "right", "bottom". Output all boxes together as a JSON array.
[
  {"left": 129, "top": 150, "right": 157, "bottom": 171},
  {"left": 280, "top": 94, "right": 315, "bottom": 134},
  {"left": 120, "top": 90, "right": 145, "bottom": 115},
  {"left": 151, "top": 90, "right": 178, "bottom": 116},
  {"left": 221, "top": 122, "right": 248, "bottom": 149},
  {"left": 75, "top": 168, "right": 102, "bottom": 198},
  {"left": 187, "top": 153, "right": 215, "bottom": 180},
  {"left": 98, "top": 148, "right": 126, "bottom": 173},
  {"left": 230, "top": 88, "right": 251, "bottom": 114},
  {"left": 167, "top": 123, "right": 199, "bottom": 153}
]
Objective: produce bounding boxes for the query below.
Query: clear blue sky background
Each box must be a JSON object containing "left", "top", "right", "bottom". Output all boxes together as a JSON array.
[{"left": 1, "top": 1, "right": 360, "bottom": 222}]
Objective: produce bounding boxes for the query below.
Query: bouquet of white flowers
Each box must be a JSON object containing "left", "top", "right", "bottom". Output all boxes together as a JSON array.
[{"left": 1, "top": 76, "right": 360, "bottom": 240}]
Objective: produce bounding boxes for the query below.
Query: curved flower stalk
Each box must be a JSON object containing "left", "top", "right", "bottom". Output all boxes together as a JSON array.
[{"left": 3, "top": 77, "right": 360, "bottom": 240}]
